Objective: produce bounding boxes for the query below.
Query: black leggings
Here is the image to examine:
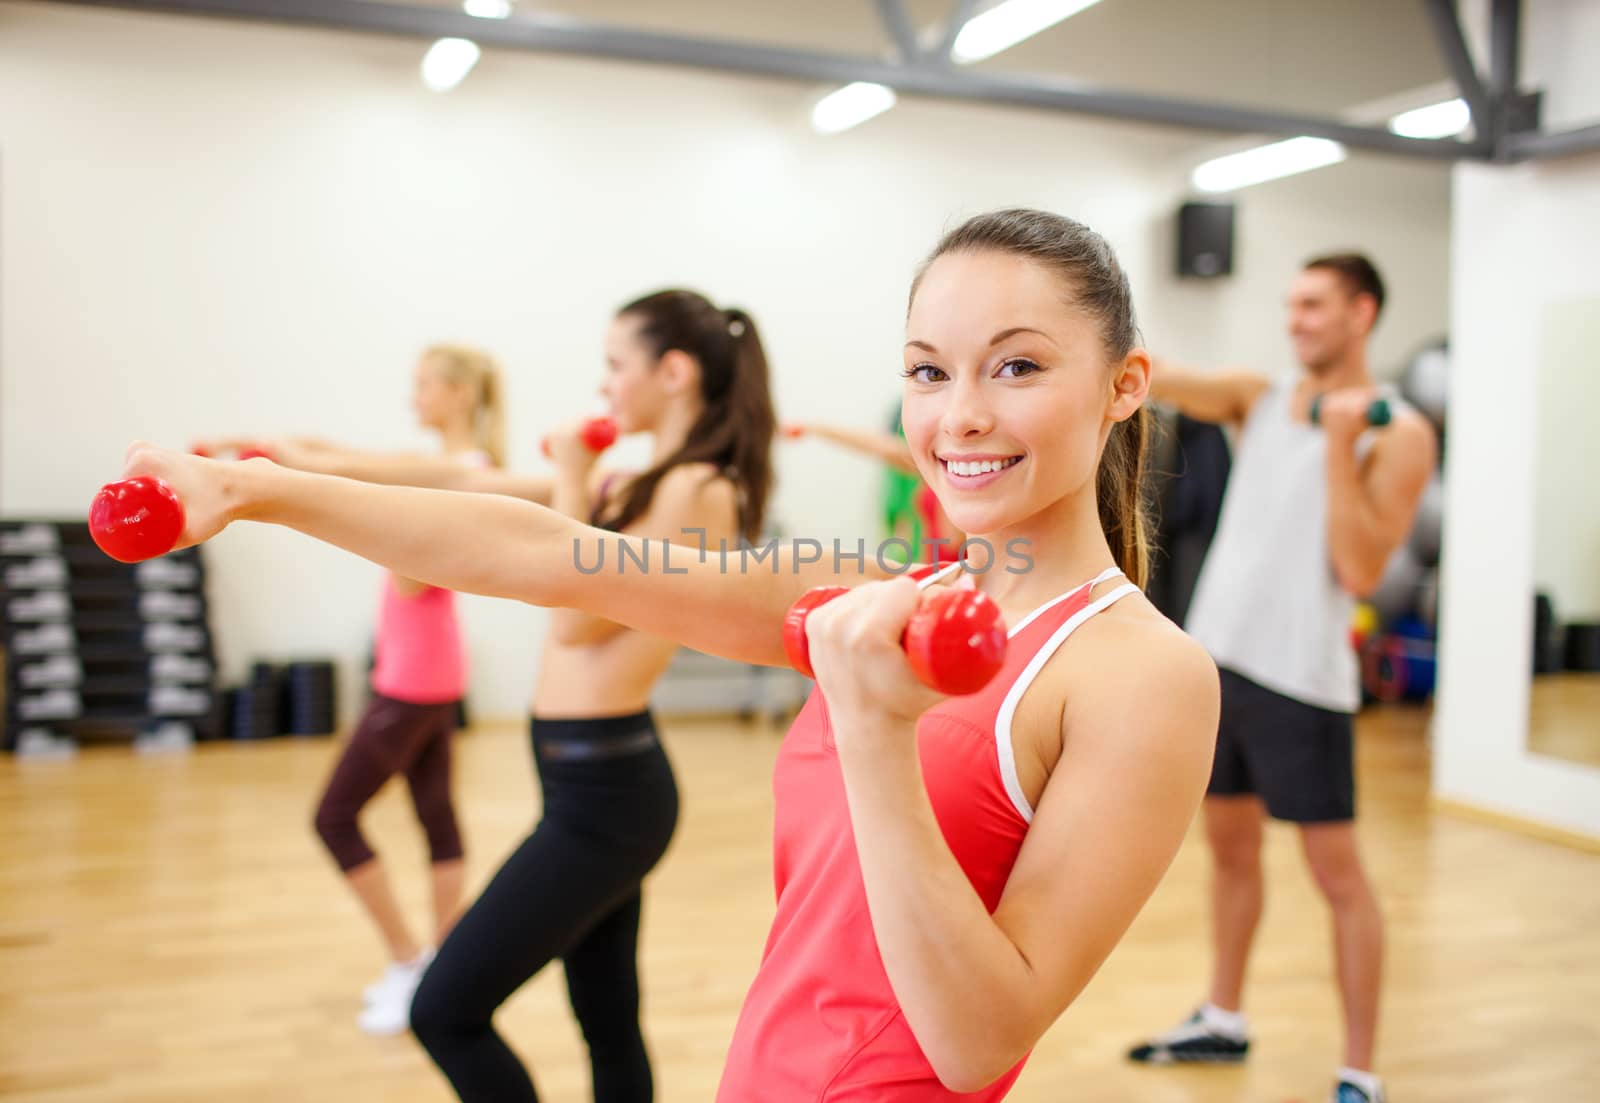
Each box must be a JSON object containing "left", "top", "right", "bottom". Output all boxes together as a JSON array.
[{"left": 409, "top": 711, "right": 679, "bottom": 1103}]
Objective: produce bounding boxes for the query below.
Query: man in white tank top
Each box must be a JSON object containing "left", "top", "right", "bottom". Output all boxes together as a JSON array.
[{"left": 1125, "top": 256, "right": 1437, "bottom": 1103}]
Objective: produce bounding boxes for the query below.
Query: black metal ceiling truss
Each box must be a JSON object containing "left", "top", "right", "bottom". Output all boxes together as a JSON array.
[{"left": 45, "top": 0, "right": 1598, "bottom": 162}]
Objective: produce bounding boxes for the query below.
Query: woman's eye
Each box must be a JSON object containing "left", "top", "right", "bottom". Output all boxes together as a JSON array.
[
  {"left": 998, "top": 358, "right": 1041, "bottom": 378},
  {"left": 903, "top": 363, "right": 947, "bottom": 383}
]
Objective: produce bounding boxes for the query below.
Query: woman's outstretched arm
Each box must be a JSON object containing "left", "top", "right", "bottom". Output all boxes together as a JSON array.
[
  {"left": 121, "top": 445, "right": 874, "bottom": 667},
  {"left": 204, "top": 437, "right": 557, "bottom": 505}
]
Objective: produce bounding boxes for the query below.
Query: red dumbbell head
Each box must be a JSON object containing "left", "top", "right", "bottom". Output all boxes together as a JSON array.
[
  {"left": 542, "top": 416, "right": 619, "bottom": 459},
  {"left": 581, "top": 416, "right": 619, "bottom": 452},
  {"left": 902, "top": 588, "right": 1007, "bottom": 696},
  {"left": 89, "top": 477, "right": 186, "bottom": 564},
  {"left": 782, "top": 586, "right": 850, "bottom": 679}
]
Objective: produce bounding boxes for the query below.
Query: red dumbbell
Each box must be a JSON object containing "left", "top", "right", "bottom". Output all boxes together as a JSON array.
[
  {"left": 89, "top": 477, "right": 186, "bottom": 563},
  {"left": 782, "top": 568, "right": 948, "bottom": 676},
  {"left": 903, "top": 588, "right": 1007, "bottom": 696},
  {"left": 782, "top": 584, "right": 1007, "bottom": 696},
  {"left": 541, "top": 416, "right": 619, "bottom": 459},
  {"left": 781, "top": 586, "right": 850, "bottom": 679}
]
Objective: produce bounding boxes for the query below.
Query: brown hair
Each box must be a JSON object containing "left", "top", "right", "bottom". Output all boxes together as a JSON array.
[
  {"left": 594, "top": 290, "right": 775, "bottom": 542},
  {"left": 912, "top": 209, "right": 1151, "bottom": 587},
  {"left": 1304, "top": 252, "right": 1386, "bottom": 319}
]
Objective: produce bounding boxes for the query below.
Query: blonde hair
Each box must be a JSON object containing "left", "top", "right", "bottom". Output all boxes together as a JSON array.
[{"left": 422, "top": 344, "right": 506, "bottom": 468}]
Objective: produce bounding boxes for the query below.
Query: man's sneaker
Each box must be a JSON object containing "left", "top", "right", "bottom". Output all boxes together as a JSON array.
[
  {"left": 1333, "top": 1070, "right": 1387, "bottom": 1103},
  {"left": 1127, "top": 1008, "right": 1250, "bottom": 1065}
]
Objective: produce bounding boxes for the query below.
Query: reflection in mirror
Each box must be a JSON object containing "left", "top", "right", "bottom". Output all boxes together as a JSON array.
[{"left": 1529, "top": 296, "right": 1600, "bottom": 769}]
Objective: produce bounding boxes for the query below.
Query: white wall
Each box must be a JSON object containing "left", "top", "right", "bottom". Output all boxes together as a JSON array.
[
  {"left": 1437, "top": 152, "right": 1600, "bottom": 838},
  {"left": 1524, "top": 0, "right": 1600, "bottom": 130},
  {"left": 0, "top": 2, "right": 1452, "bottom": 722}
]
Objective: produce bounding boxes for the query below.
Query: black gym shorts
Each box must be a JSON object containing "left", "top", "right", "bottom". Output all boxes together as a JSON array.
[{"left": 1206, "top": 667, "right": 1356, "bottom": 823}]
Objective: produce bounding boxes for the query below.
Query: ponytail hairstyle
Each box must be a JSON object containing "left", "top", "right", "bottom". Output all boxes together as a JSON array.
[
  {"left": 422, "top": 343, "right": 507, "bottom": 468},
  {"left": 594, "top": 290, "right": 776, "bottom": 542},
  {"left": 911, "top": 209, "right": 1152, "bottom": 587}
]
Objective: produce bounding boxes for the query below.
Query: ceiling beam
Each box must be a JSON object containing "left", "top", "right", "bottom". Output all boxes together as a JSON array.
[
  {"left": 932, "top": 0, "right": 981, "bottom": 63},
  {"left": 50, "top": 0, "right": 1493, "bottom": 161},
  {"left": 871, "top": 0, "right": 921, "bottom": 63},
  {"left": 1421, "top": 0, "right": 1492, "bottom": 142},
  {"left": 1504, "top": 122, "right": 1600, "bottom": 161}
]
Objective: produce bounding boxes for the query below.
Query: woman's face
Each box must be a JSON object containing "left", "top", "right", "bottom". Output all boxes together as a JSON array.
[
  {"left": 599, "top": 313, "right": 670, "bottom": 434},
  {"left": 901, "top": 250, "right": 1127, "bottom": 539},
  {"left": 411, "top": 357, "right": 473, "bottom": 431}
]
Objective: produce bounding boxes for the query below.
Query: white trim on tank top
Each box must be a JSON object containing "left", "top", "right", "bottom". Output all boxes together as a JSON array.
[
  {"left": 915, "top": 562, "right": 1126, "bottom": 639},
  {"left": 995, "top": 574, "right": 1140, "bottom": 823}
]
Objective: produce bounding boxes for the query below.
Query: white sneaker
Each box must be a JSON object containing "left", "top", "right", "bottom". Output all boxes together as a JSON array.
[
  {"left": 362, "top": 948, "right": 434, "bottom": 1005},
  {"left": 357, "top": 951, "right": 431, "bottom": 1036}
]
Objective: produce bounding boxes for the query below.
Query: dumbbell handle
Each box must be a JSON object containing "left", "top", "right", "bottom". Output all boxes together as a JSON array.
[
  {"left": 782, "top": 584, "right": 1007, "bottom": 697},
  {"left": 1309, "top": 395, "right": 1391, "bottom": 427},
  {"left": 541, "top": 416, "right": 619, "bottom": 459}
]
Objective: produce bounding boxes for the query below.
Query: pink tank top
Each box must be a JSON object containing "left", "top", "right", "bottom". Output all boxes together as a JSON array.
[
  {"left": 717, "top": 564, "right": 1139, "bottom": 1102},
  {"left": 369, "top": 450, "right": 489, "bottom": 704},
  {"left": 370, "top": 579, "right": 466, "bottom": 704}
]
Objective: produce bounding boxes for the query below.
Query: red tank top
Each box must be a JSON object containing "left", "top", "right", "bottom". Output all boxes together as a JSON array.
[{"left": 717, "top": 565, "right": 1139, "bottom": 1102}]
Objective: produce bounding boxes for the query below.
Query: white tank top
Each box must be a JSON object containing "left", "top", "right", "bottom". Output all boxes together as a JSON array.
[{"left": 1184, "top": 382, "right": 1389, "bottom": 713}]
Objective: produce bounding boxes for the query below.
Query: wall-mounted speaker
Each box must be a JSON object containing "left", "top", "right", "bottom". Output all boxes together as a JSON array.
[{"left": 1177, "top": 201, "right": 1235, "bottom": 278}]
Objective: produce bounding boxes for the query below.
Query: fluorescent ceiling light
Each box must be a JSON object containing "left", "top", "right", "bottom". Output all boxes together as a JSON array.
[
  {"left": 1192, "top": 136, "right": 1347, "bottom": 192},
  {"left": 421, "top": 38, "right": 481, "bottom": 93},
  {"left": 952, "top": 0, "right": 1105, "bottom": 64},
  {"left": 812, "top": 82, "right": 897, "bottom": 135},
  {"left": 463, "top": 0, "right": 512, "bottom": 18},
  {"left": 1388, "top": 97, "right": 1470, "bottom": 139}
]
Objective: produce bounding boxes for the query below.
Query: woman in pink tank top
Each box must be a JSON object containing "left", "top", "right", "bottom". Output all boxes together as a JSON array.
[
  {"left": 127, "top": 209, "right": 1221, "bottom": 1099},
  {"left": 200, "top": 344, "right": 508, "bottom": 1034}
]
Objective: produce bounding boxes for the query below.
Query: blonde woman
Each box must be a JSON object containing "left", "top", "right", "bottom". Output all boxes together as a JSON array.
[{"left": 201, "top": 344, "right": 507, "bottom": 1034}]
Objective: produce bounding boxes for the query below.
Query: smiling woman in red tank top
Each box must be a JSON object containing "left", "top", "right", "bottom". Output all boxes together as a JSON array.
[{"left": 118, "top": 208, "right": 1219, "bottom": 1101}]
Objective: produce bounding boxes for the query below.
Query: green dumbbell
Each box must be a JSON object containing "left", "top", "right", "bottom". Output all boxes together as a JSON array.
[{"left": 1309, "top": 395, "right": 1391, "bottom": 427}]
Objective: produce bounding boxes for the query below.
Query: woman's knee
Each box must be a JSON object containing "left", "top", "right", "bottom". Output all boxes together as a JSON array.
[
  {"left": 312, "top": 798, "right": 371, "bottom": 870},
  {"left": 407, "top": 966, "right": 464, "bottom": 1047}
]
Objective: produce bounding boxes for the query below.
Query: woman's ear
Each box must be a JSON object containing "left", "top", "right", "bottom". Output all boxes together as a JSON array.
[
  {"left": 1108, "top": 347, "right": 1151, "bottom": 423},
  {"left": 657, "top": 349, "right": 700, "bottom": 396}
]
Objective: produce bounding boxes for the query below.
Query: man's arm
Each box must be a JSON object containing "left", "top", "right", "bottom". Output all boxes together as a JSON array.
[
  {"left": 1319, "top": 392, "right": 1438, "bottom": 596},
  {"left": 1148, "top": 356, "right": 1272, "bottom": 428}
]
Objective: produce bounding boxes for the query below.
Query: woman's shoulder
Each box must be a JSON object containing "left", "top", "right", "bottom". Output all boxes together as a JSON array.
[
  {"left": 650, "top": 462, "right": 741, "bottom": 523},
  {"left": 1061, "top": 594, "right": 1220, "bottom": 729},
  {"left": 657, "top": 461, "right": 736, "bottom": 497}
]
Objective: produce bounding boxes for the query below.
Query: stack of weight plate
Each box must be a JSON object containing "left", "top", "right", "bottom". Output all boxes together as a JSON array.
[
  {"left": 227, "top": 662, "right": 281, "bottom": 741},
  {"left": 281, "top": 660, "right": 336, "bottom": 736}
]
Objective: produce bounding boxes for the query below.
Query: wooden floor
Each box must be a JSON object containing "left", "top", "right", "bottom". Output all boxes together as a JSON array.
[{"left": 2, "top": 706, "right": 1597, "bottom": 1102}]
